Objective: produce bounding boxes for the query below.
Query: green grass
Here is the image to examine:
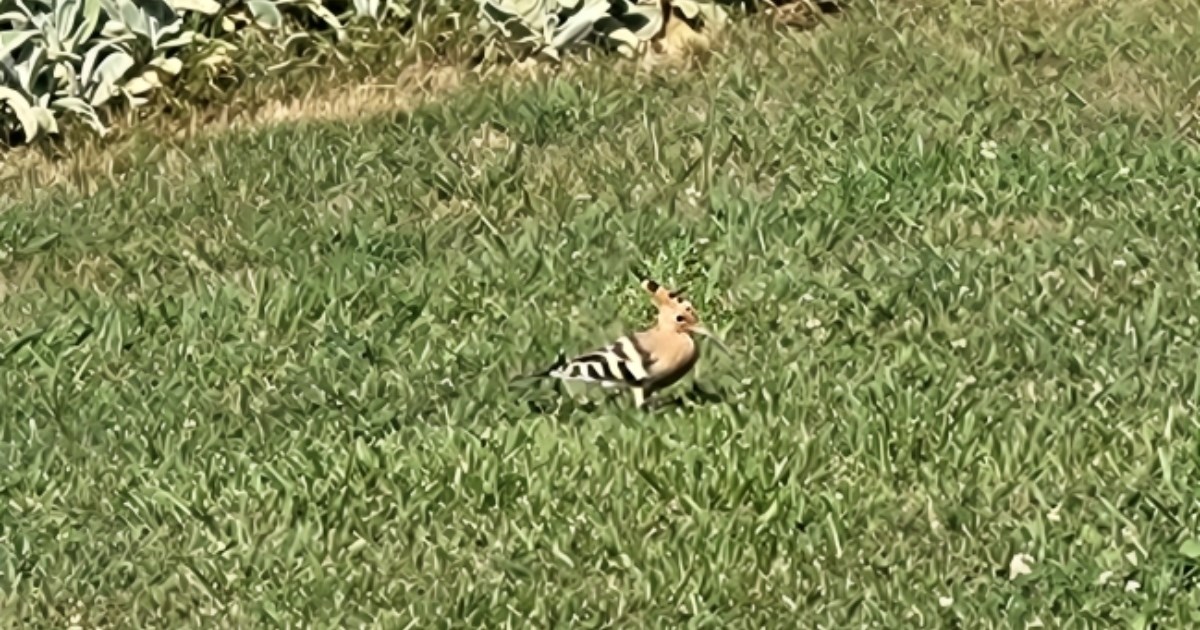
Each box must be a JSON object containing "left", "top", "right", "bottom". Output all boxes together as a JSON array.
[{"left": 4, "top": 0, "right": 1200, "bottom": 626}]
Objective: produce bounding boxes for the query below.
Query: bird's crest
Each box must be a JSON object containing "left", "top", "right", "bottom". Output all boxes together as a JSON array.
[
  {"left": 638, "top": 275, "right": 730, "bottom": 355},
  {"left": 641, "top": 277, "right": 684, "bottom": 309}
]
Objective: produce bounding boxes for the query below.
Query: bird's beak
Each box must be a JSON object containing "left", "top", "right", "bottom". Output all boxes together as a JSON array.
[{"left": 691, "top": 325, "right": 732, "bottom": 356}]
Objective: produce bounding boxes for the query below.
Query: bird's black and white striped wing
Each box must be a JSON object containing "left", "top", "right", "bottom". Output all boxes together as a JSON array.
[{"left": 546, "top": 336, "right": 654, "bottom": 389}]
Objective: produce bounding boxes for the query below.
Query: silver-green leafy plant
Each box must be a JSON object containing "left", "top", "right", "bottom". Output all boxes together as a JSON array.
[
  {"left": 0, "top": 0, "right": 415, "bottom": 145},
  {"left": 0, "top": 0, "right": 210, "bottom": 143},
  {"left": 477, "top": 0, "right": 725, "bottom": 59}
]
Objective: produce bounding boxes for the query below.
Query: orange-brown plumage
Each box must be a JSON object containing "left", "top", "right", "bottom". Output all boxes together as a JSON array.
[{"left": 519, "top": 277, "right": 728, "bottom": 408}]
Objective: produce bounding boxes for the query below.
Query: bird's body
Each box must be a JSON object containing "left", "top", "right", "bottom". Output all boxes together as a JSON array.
[{"left": 518, "top": 278, "right": 727, "bottom": 408}]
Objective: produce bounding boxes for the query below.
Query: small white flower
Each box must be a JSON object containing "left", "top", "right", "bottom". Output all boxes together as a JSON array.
[
  {"left": 1113, "top": 258, "right": 1127, "bottom": 269},
  {"left": 1009, "top": 553, "right": 1034, "bottom": 579},
  {"left": 805, "top": 318, "right": 822, "bottom": 330},
  {"left": 980, "top": 140, "right": 998, "bottom": 160},
  {"left": 951, "top": 338, "right": 967, "bottom": 349},
  {"left": 1125, "top": 580, "right": 1140, "bottom": 593},
  {"left": 1117, "top": 166, "right": 1131, "bottom": 177},
  {"left": 938, "top": 595, "right": 954, "bottom": 608},
  {"left": 1047, "top": 504, "right": 1061, "bottom": 522},
  {"left": 1097, "top": 570, "right": 1114, "bottom": 585}
]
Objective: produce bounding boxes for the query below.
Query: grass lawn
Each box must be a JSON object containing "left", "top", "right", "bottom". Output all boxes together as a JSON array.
[{"left": 3, "top": 0, "right": 1200, "bottom": 625}]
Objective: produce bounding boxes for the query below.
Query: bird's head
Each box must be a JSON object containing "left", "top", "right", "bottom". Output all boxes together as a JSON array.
[{"left": 641, "top": 278, "right": 730, "bottom": 354}]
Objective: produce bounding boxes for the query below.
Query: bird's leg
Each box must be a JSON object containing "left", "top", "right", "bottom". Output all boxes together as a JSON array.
[
  {"left": 690, "top": 381, "right": 721, "bottom": 402},
  {"left": 633, "top": 387, "right": 646, "bottom": 409},
  {"left": 553, "top": 380, "right": 581, "bottom": 408}
]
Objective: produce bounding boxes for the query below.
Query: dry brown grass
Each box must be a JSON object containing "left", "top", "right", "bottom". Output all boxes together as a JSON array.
[
  {"left": 187, "top": 63, "right": 466, "bottom": 136},
  {"left": 922, "top": 214, "right": 1072, "bottom": 250},
  {"left": 1081, "top": 56, "right": 1184, "bottom": 122},
  {"left": 0, "top": 5, "right": 841, "bottom": 201},
  {"left": 641, "top": 12, "right": 717, "bottom": 72},
  {"left": 0, "top": 46, "right": 704, "bottom": 199},
  {"left": 0, "top": 62, "right": 470, "bottom": 198}
]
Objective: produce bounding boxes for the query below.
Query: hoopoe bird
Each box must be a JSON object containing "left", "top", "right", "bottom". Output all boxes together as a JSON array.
[{"left": 516, "top": 278, "right": 730, "bottom": 408}]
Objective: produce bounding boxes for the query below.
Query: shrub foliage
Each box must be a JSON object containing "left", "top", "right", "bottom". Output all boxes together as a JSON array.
[
  {"left": 0, "top": 0, "right": 835, "bottom": 146},
  {"left": 0, "top": 0, "right": 414, "bottom": 145}
]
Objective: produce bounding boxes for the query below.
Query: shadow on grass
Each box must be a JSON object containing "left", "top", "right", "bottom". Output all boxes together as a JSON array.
[
  {"left": 652, "top": 382, "right": 726, "bottom": 410},
  {"left": 524, "top": 382, "right": 727, "bottom": 416}
]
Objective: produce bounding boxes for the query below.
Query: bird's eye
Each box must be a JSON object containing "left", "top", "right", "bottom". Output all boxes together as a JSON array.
[{"left": 676, "top": 315, "right": 686, "bottom": 322}]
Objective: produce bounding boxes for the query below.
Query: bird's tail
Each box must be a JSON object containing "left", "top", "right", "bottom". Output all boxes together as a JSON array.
[{"left": 509, "top": 352, "right": 568, "bottom": 384}]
